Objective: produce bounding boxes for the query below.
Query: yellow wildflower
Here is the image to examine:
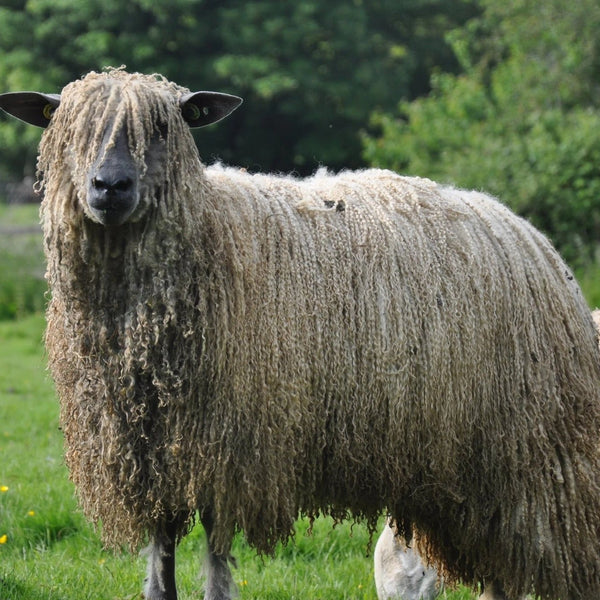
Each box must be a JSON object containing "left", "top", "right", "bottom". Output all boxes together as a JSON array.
[
  {"left": 0, "top": 486, "right": 8, "bottom": 493},
  {"left": 0, "top": 534, "right": 7, "bottom": 544},
  {"left": 27, "top": 510, "right": 35, "bottom": 517}
]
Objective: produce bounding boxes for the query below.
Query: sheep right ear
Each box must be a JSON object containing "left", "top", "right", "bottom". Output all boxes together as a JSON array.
[
  {"left": 0, "top": 92, "right": 61, "bottom": 128},
  {"left": 180, "top": 92, "right": 243, "bottom": 128}
]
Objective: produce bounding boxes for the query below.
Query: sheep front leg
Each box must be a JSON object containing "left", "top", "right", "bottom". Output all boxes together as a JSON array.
[
  {"left": 144, "top": 520, "right": 178, "bottom": 600},
  {"left": 201, "top": 509, "right": 235, "bottom": 600}
]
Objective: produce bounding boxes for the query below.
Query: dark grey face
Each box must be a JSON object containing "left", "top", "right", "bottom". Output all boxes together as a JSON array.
[
  {"left": 86, "top": 126, "right": 141, "bottom": 226},
  {"left": 0, "top": 85, "right": 243, "bottom": 226}
]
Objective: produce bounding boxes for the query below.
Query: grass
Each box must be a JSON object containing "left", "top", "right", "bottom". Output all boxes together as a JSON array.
[{"left": 0, "top": 315, "right": 480, "bottom": 599}]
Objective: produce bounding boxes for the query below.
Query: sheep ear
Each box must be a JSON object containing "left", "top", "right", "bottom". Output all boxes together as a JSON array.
[
  {"left": 0, "top": 92, "right": 61, "bottom": 128},
  {"left": 180, "top": 91, "right": 242, "bottom": 128}
]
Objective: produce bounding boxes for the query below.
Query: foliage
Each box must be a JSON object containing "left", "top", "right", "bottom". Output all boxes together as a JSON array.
[
  {"left": 575, "top": 261, "right": 600, "bottom": 310},
  {"left": 0, "top": 204, "right": 46, "bottom": 320},
  {"left": 0, "top": 0, "right": 478, "bottom": 179},
  {"left": 364, "top": 0, "right": 600, "bottom": 266}
]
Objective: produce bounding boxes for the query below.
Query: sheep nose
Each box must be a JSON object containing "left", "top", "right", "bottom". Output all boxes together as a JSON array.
[
  {"left": 87, "top": 173, "right": 139, "bottom": 226},
  {"left": 92, "top": 176, "right": 133, "bottom": 196}
]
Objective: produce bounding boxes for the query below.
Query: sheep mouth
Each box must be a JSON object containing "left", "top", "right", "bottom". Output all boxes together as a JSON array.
[
  {"left": 86, "top": 177, "right": 140, "bottom": 226},
  {"left": 87, "top": 194, "right": 139, "bottom": 226}
]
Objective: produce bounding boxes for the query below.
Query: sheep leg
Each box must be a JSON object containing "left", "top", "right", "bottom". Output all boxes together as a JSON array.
[
  {"left": 479, "top": 579, "right": 525, "bottom": 600},
  {"left": 144, "top": 519, "right": 178, "bottom": 600},
  {"left": 201, "top": 509, "right": 235, "bottom": 600}
]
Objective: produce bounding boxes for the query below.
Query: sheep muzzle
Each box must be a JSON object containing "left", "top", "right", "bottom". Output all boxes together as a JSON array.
[{"left": 86, "top": 126, "right": 141, "bottom": 226}]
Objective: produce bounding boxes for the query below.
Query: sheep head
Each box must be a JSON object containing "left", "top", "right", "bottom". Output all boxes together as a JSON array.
[{"left": 0, "top": 70, "right": 242, "bottom": 226}]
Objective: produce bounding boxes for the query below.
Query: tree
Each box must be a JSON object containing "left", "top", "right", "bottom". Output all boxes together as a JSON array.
[
  {"left": 363, "top": 0, "right": 600, "bottom": 265},
  {"left": 0, "top": 0, "right": 478, "bottom": 183}
]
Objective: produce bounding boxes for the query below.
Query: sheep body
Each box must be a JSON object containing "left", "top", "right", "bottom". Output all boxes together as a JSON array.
[
  {"left": 375, "top": 310, "right": 600, "bottom": 600},
  {"left": 4, "top": 70, "right": 600, "bottom": 600}
]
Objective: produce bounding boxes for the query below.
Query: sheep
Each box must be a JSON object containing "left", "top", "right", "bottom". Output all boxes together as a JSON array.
[{"left": 2, "top": 68, "right": 600, "bottom": 600}]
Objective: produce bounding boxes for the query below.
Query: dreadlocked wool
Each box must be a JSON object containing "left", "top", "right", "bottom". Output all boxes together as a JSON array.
[
  {"left": 374, "top": 309, "right": 600, "bottom": 600},
  {"left": 38, "top": 70, "right": 600, "bottom": 600}
]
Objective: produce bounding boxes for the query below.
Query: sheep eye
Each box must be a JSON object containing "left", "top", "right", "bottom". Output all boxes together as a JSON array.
[
  {"left": 43, "top": 103, "right": 55, "bottom": 120},
  {"left": 182, "top": 103, "right": 210, "bottom": 122},
  {"left": 182, "top": 103, "right": 201, "bottom": 121}
]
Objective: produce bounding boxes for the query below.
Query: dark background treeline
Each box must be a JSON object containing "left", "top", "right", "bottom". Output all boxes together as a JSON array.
[
  {"left": 0, "top": 0, "right": 478, "bottom": 177},
  {"left": 1, "top": 0, "right": 600, "bottom": 317}
]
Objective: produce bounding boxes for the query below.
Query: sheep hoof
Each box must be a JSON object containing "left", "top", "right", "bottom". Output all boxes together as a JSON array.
[
  {"left": 143, "top": 583, "right": 177, "bottom": 600},
  {"left": 143, "top": 572, "right": 178, "bottom": 600}
]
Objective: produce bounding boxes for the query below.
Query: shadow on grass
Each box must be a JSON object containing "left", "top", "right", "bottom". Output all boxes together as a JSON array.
[
  {"left": 0, "top": 575, "right": 62, "bottom": 600},
  {"left": 24, "top": 517, "right": 83, "bottom": 549}
]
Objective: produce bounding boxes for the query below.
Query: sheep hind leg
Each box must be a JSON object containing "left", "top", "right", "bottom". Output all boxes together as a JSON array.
[
  {"left": 144, "top": 519, "right": 178, "bottom": 600},
  {"left": 478, "top": 580, "right": 526, "bottom": 600},
  {"left": 200, "top": 510, "right": 236, "bottom": 600}
]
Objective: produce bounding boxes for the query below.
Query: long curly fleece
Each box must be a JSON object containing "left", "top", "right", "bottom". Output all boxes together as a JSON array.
[{"left": 39, "top": 69, "right": 600, "bottom": 600}]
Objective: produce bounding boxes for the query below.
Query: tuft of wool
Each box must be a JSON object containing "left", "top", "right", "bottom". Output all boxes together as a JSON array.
[{"left": 39, "top": 70, "right": 600, "bottom": 600}]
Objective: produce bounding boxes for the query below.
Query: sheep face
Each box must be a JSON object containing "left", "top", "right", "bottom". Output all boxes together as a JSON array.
[
  {"left": 84, "top": 124, "right": 142, "bottom": 226},
  {"left": 0, "top": 71, "right": 242, "bottom": 227},
  {"left": 56, "top": 80, "right": 174, "bottom": 228},
  {"left": 84, "top": 121, "right": 166, "bottom": 226}
]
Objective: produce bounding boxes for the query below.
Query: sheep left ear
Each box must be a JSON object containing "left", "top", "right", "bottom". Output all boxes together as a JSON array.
[{"left": 180, "top": 91, "right": 243, "bottom": 128}]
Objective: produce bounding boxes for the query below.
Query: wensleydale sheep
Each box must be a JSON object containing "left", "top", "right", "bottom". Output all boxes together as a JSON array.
[{"left": 2, "top": 69, "right": 600, "bottom": 600}]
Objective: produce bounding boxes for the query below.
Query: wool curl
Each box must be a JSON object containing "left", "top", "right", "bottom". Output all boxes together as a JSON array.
[{"left": 40, "top": 70, "right": 600, "bottom": 600}]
